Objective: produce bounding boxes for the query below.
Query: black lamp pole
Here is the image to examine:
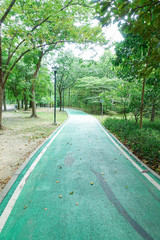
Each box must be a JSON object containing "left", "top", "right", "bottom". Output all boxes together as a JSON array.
[
  {"left": 63, "top": 88, "right": 64, "bottom": 112},
  {"left": 52, "top": 66, "right": 58, "bottom": 125}
]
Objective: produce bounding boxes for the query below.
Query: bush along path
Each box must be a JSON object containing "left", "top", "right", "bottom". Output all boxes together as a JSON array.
[
  {"left": 0, "top": 109, "right": 160, "bottom": 240},
  {"left": 103, "top": 118, "right": 160, "bottom": 174}
]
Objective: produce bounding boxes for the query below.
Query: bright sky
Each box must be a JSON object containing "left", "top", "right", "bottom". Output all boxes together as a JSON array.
[{"left": 64, "top": 23, "right": 123, "bottom": 60}]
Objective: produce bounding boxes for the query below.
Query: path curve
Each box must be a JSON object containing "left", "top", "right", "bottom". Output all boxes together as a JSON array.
[{"left": 0, "top": 109, "right": 160, "bottom": 240}]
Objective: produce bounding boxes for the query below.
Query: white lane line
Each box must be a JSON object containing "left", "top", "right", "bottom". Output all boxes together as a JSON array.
[
  {"left": 0, "top": 119, "right": 69, "bottom": 233},
  {"left": 96, "top": 120, "right": 160, "bottom": 191}
]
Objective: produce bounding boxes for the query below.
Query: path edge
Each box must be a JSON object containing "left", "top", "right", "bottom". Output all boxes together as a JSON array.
[
  {"left": 95, "top": 117, "right": 160, "bottom": 181},
  {"left": 0, "top": 112, "right": 69, "bottom": 204}
]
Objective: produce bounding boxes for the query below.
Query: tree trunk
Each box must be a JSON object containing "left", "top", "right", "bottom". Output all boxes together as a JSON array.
[
  {"left": 3, "top": 88, "right": 7, "bottom": 111},
  {"left": 63, "top": 89, "right": 64, "bottom": 111},
  {"left": 59, "top": 91, "right": 62, "bottom": 111},
  {"left": 135, "top": 116, "right": 138, "bottom": 124},
  {"left": 29, "top": 100, "right": 32, "bottom": 108},
  {"left": 0, "top": 23, "right": 4, "bottom": 129},
  {"left": 21, "top": 100, "right": 23, "bottom": 109},
  {"left": 140, "top": 78, "right": 145, "bottom": 130},
  {"left": 30, "top": 84, "right": 38, "bottom": 117},
  {"left": 68, "top": 88, "right": 70, "bottom": 106},
  {"left": 17, "top": 99, "right": 20, "bottom": 110},
  {"left": 150, "top": 104, "right": 155, "bottom": 122},
  {"left": 23, "top": 94, "right": 28, "bottom": 111},
  {"left": 0, "top": 85, "right": 3, "bottom": 129},
  {"left": 31, "top": 51, "right": 43, "bottom": 117}
]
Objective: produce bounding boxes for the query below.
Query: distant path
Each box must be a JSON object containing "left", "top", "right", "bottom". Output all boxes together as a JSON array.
[{"left": 0, "top": 109, "right": 160, "bottom": 240}]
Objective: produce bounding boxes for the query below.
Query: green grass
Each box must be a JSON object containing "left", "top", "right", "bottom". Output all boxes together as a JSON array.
[
  {"left": 92, "top": 112, "right": 132, "bottom": 122},
  {"left": 2, "top": 108, "right": 68, "bottom": 141}
]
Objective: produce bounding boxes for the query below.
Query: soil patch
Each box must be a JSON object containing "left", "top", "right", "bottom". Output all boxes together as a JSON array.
[{"left": 0, "top": 108, "right": 67, "bottom": 192}]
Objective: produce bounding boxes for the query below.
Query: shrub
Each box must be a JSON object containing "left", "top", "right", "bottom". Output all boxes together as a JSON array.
[{"left": 103, "top": 118, "right": 160, "bottom": 169}]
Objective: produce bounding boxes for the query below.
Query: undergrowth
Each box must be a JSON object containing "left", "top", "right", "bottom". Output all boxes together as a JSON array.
[{"left": 103, "top": 118, "right": 160, "bottom": 174}]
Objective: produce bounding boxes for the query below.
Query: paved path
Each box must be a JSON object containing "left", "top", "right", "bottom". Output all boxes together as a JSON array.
[{"left": 0, "top": 109, "right": 160, "bottom": 240}]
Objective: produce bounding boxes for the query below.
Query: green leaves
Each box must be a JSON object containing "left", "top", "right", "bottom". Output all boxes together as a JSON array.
[{"left": 93, "top": 0, "right": 160, "bottom": 79}]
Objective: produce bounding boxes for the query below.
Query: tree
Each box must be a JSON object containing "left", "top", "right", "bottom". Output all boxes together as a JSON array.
[
  {"left": 145, "top": 73, "right": 160, "bottom": 122},
  {"left": 129, "top": 83, "right": 142, "bottom": 124},
  {"left": 94, "top": 0, "right": 160, "bottom": 68},
  {"left": 72, "top": 75, "right": 119, "bottom": 113},
  {"left": 94, "top": 0, "right": 160, "bottom": 128},
  {"left": 6, "top": 60, "right": 32, "bottom": 109},
  {"left": 35, "top": 66, "right": 53, "bottom": 108},
  {"left": 113, "top": 33, "right": 155, "bottom": 128},
  {"left": 0, "top": 0, "right": 106, "bottom": 129},
  {"left": 53, "top": 51, "right": 79, "bottom": 111}
]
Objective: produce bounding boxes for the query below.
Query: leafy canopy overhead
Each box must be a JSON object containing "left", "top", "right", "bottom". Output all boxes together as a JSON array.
[
  {"left": 93, "top": 0, "right": 160, "bottom": 76},
  {"left": 1, "top": 0, "right": 106, "bottom": 86}
]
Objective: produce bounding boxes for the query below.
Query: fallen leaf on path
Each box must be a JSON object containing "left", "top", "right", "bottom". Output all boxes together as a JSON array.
[
  {"left": 59, "top": 195, "right": 63, "bottom": 198},
  {"left": 101, "top": 173, "right": 104, "bottom": 175},
  {"left": 70, "top": 191, "right": 74, "bottom": 195},
  {"left": 56, "top": 181, "right": 59, "bottom": 183},
  {"left": 24, "top": 205, "right": 28, "bottom": 209},
  {"left": 75, "top": 203, "right": 79, "bottom": 205}
]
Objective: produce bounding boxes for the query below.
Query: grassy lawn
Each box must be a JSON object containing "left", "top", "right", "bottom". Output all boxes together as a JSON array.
[
  {"left": 2, "top": 108, "right": 68, "bottom": 140},
  {"left": 93, "top": 112, "right": 160, "bottom": 175}
]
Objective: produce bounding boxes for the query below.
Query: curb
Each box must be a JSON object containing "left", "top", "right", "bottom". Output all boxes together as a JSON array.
[{"left": 95, "top": 117, "right": 160, "bottom": 181}]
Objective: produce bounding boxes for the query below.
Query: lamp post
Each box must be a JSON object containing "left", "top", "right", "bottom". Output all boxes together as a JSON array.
[
  {"left": 63, "top": 88, "right": 64, "bottom": 112},
  {"left": 52, "top": 66, "right": 58, "bottom": 125}
]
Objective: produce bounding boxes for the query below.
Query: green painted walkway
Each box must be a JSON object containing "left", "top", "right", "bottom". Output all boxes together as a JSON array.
[{"left": 0, "top": 109, "right": 160, "bottom": 240}]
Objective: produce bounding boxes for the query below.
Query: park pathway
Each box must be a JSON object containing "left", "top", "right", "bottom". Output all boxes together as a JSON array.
[{"left": 0, "top": 109, "right": 160, "bottom": 240}]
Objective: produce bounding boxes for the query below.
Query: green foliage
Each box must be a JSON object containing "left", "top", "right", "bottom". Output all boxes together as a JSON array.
[
  {"left": 1, "top": 0, "right": 106, "bottom": 83},
  {"left": 67, "top": 50, "right": 119, "bottom": 113},
  {"left": 94, "top": 0, "right": 160, "bottom": 78},
  {"left": 73, "top": 76, "right": 119, "bottom": 113},
  {"left": 35, "top": 67, "right": 52, "bottom": 104},
  {"left": 128, "top": 83, "right": 142, "bottom": 123},
  {"left": 6, "top": 61, "right": 32, "bottom": 102},
  {"left": 103, "top": 118, "right": 160, "bottom": 168}
]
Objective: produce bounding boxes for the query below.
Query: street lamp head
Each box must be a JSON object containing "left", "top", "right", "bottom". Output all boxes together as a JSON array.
[{"left": 52, "top": 65, "right": 59, "bottom": 73}]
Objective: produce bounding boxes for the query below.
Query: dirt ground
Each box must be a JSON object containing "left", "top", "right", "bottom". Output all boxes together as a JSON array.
[{"left": 0, "top": 108, "right": 67, "bottom": 193}]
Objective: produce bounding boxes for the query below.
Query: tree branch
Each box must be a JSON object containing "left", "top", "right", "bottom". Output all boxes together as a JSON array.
[
  {"left": 3, "top": 48, "right": 32, "bottom": 87},
  {"left": 0, "top": 0, "right": 17, "bottom": 23},
  {"left": 9, "top": 15, "right": 51, "bottom": 58},
  {"left": 60, "top": 0, "right": 74, "bottom": 11},
  {"left": 30, "top": 15, "right": 51, "bottom": 33}
]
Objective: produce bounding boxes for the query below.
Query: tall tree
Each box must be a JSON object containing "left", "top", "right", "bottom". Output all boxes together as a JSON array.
[
  {"left": 0, "top": 0, "right": 106, "bottom": 128},
  {"left": 94, "top": 0, "right": 160, "bottom": 128},
  {"left": 53, "top": 51, "right": 79, "bottom": 111}
]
